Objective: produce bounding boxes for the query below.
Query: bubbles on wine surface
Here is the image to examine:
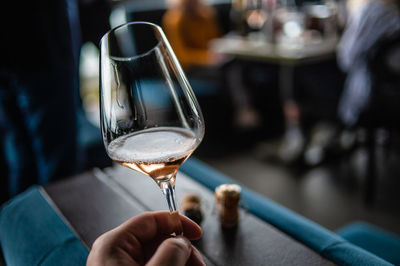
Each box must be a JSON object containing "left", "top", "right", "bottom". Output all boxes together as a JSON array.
[{"left": 107, "top": 127, "right": 198, "bottom": 164}]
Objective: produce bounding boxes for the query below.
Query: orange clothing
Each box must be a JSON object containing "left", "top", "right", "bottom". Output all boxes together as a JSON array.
[{"left": 162, "top": 5, "right": 222, "bottom": 69}]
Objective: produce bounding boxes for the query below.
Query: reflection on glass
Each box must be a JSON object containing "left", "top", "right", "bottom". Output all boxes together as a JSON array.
[{"left": 100, "top": 22, "right": 205, "bottom": 221}]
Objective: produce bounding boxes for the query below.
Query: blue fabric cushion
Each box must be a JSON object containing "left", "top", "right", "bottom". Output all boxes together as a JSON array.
[
  {"left": 0, "top": 186, "right": 88, "bottom": 265},
  {"left": 181, "top": 157, "right": 392, "bottom": 265},
  {"left": 337, "top": 222, "right": 400, "bottom": 265}
]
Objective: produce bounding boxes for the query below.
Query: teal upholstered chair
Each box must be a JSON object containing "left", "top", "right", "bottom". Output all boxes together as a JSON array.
[
  {"left": 337, "top": 222, "right": 400, "bottom": 265},
  {"left": 0, "top": 187, "right": 88, "bottom": 265}
]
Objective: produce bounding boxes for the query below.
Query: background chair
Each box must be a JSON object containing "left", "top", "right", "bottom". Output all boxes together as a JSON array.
[
  {"left": 357, "top": 30, "right": 400, "bottom": 205},
  {"left": 337, "top": 221, "right": 400, "bottom": 265}
]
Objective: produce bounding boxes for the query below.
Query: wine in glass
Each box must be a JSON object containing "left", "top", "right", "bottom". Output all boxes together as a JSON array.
[{"left": 99, "top": 22, "right": 205, "bottom": 224}]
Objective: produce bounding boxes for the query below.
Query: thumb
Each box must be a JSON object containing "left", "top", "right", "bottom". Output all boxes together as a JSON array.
[{"left": 146, "top": 236, "right": 192, "bottom": 266}]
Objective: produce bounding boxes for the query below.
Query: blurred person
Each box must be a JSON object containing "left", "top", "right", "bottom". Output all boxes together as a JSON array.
[
  {"left": 162, "top": 0, "right": 260, "bottom": 128},
  {"left": 278, "top": 63, "right": 345, "bottom": 166},
  {"left": 287, "top": 56, "right": 346, "bottom": 166},
  {"left": 295, "top": 0, "right": 400, "bottom": 166},
  {"left": 162, "top": 0, "right": 224, "bottom": 69},
  {"left": 87, "top": 211, "right": 205, "bottom": 266},
  {"left": 0, "top": 0, "right": 83, "bottom": 198},
  {"left": 272, "top": 1, "right": 345, "bottom": 165},
  {"left": 337, "top": 0, "right": 400, "bottom": 127}
]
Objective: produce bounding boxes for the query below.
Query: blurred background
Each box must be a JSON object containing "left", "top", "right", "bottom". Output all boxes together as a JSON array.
[
  {"left": 2, "top": 0, "right": 400, "bottom": 237},
  {"left": 77, "top": 0, "right": 400, "bottom": 235}
]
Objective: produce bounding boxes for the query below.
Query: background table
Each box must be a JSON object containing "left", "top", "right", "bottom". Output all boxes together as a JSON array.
[
  {"left": 210, "top": 34, "right": 338, "bottom": 100},
  {"left": 210, "top": 34, "right": 338, "bottom": 63},
  {"left": 44, "top": 165, "right": 335, "bottom": 266}
]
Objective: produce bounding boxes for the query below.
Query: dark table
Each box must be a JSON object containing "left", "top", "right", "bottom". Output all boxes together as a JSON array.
[
  {"left": 44, "top": 165, "right": 335, "bottom": 266},
  {"left": 210, "top": 34, "right": 338, "bottom": 103}
]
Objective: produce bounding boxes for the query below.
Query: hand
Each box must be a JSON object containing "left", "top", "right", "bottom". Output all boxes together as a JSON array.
[{"left": 87, "top": 211, "right": 205, "bottom": 266}]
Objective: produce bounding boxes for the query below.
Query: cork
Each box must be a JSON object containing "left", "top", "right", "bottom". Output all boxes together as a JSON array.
[
  {"left": 180, "top": 194, "right": 203, "bottom": 225},
  {"left": 215, "top": 184, "right": 241, "bottom": 228}
]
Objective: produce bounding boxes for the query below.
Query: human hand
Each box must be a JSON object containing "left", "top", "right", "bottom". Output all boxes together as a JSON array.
[{"left": 87, "top": 211, "right": 205, "bottom": 266}]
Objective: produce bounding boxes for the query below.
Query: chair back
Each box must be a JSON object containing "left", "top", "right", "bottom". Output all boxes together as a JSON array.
[{"left": 364, "top": 30, "right": 400, "bottom": 128}]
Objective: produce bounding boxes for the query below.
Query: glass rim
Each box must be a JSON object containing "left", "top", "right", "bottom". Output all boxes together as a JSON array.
[{"left": 100, "top": 21, "right": 165, "bottom": 61}]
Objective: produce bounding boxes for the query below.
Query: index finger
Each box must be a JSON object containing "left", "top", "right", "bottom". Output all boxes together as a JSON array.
[{"left": 118, "top": 211, "right": 202, "bottom": 243}]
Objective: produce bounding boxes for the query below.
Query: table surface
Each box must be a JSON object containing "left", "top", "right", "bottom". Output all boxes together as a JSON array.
[
  {"left": 210, "top": 34, "right": 338, "bottom": 64},
  {"left": 44, "top": 165, "right": 335, "bottom": 266}
]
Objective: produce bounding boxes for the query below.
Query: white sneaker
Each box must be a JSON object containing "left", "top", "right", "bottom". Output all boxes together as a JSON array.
[{"left": 278, "top": 125, "right": 305, "bottom": 163}]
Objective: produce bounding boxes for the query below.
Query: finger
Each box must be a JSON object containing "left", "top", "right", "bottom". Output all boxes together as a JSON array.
[
  {"left": 170, "top": 211, "right": 183, "bottom": 235},
  {"left": 118, "top": 211, "right": 202, "bottom": 244},
  {"left": 149, "top": 211, "right": 202, "bottom": 240},
  {"left": 186, "top": 245, "right": 206, "bottom": 266},
  {"left": 178, "top": 213, "right": 203, "bottom": 240},
  {"left": 145, "top": 236, "right": 192, "bottom": 266}
]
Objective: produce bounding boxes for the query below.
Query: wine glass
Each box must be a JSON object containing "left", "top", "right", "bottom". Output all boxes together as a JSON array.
[{"left": 99, "top": 22, "right": 205, "bottom": 220}]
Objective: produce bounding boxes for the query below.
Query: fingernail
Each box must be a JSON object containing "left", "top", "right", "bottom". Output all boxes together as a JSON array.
[
  {"left": 175, "top": 236, "right": 191, "bottom": 250},
  {"left": 170, "top": 211, "right": 183, "bottom": 235}
]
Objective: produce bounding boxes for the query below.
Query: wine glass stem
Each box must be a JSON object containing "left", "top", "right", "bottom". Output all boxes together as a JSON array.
[{"left": 161, "top": 181, "right": 178, "bottom": 213}]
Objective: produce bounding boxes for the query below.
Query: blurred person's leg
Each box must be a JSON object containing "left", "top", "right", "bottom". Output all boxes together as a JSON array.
[
  {"left": 295, "top": 59, "right": 346, "bottom": 166},
  {"left": 185, "top": 60, "right": 261, "bottom": 129},
  {"left": 278, "top": 100, "right": 305, "bottom": 163},
  {"left": 277, "top": 63, "right": 306, "bottom": 164},
  {"left": 296, "top": 59, "right": 345, "bottom": 122},
  {"left": 225, "top": 61, "right": 260, "bottom": 129}
]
